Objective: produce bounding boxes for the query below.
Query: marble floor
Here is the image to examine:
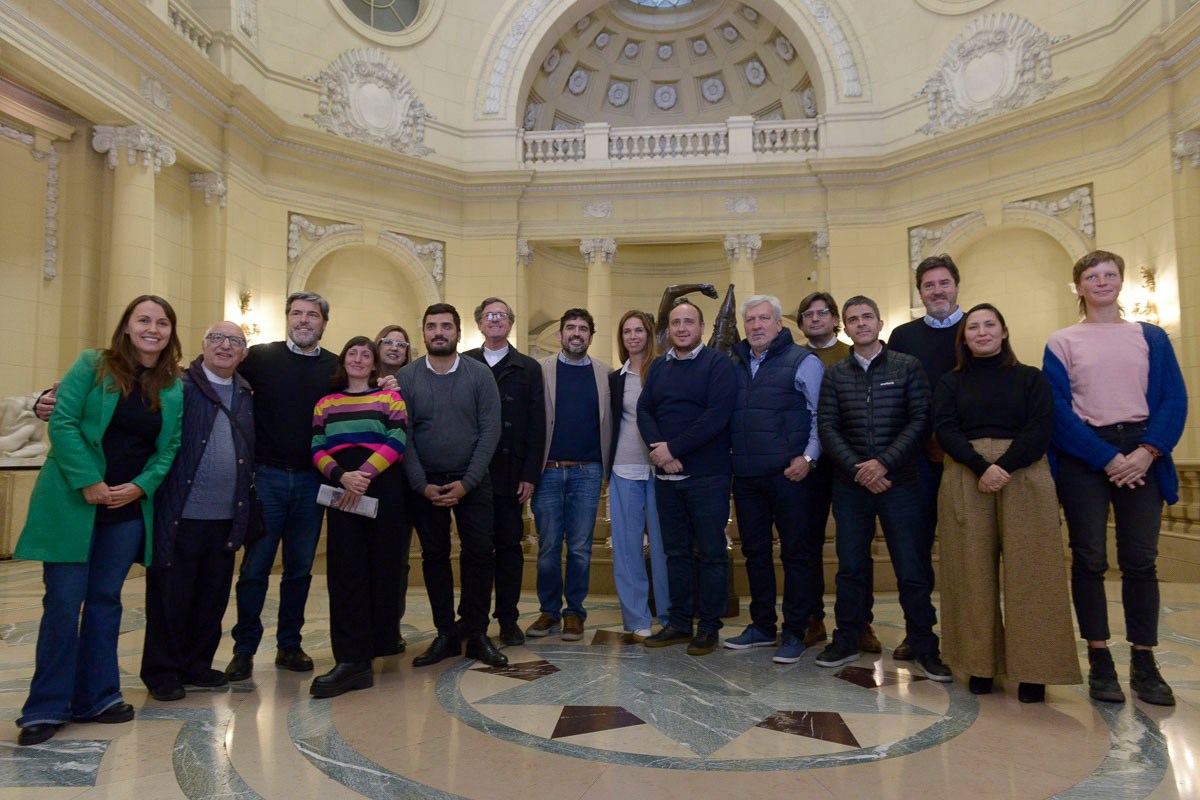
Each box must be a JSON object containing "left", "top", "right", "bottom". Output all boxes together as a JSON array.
[{"left": 0, "top": 561, "right": 1198, "bottom": 799}]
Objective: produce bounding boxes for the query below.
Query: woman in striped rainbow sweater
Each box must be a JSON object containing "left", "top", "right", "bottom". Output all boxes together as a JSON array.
[{"left": 310, "top": 335, "right": 408, "bottom": 699}]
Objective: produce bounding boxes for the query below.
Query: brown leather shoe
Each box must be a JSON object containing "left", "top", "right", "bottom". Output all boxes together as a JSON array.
[
  {"left": 858, "top": 625, "right": 883, "bottom": 653},
  {"left": 803, "top": 615, "right": 828, "bottom": 647},
  {"left": 525, "top": 613, "right": 560, "bottom": 638},
  {"left": 562, "top": 614, "right": 585, "bottom": 641}
]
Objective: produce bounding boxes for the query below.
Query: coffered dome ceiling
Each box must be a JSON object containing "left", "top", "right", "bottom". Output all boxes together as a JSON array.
[{"left": 524, "top": 0, "right": 816, "bottom": 131}]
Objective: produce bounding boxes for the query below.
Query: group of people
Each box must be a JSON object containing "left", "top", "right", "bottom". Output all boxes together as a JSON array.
[{"left": 12, "top": 248, "right": 1185, "bottom": 749}]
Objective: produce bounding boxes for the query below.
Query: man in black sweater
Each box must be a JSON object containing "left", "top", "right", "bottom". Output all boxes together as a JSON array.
[
  {"left": 815, "top": 296, "right": 951, "bottom": 682},
  {"left": 225, "top": 292, "right": 338, "bottom": 681},
  {"left": 463, "top": 298, "right": 546, "bottom": 647},
  {"left": 637, "top": 301, "right": 737, "bottom": 656},
  {"left": 886, "top": 254, "right": 963, "bottom": 661}
]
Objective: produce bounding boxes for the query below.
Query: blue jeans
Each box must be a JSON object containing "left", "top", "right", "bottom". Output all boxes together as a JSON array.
[
  {"left": 830, "top": 479, "right": 938, "bottom": 656},
  {"left": 531, "top": 462, "right": 602, "bottom": 620},
  {"left": 232, "top": 465, "right": 324, "bottom": 653},
  {"left": 609, "top": 475, "right": 670, "bottom": 630},
  {"left": 19, "top": 519, "right": 143, "bottom": 727},
  {"left": 655, "top": 475, "right": 731, "bottom": 635}
]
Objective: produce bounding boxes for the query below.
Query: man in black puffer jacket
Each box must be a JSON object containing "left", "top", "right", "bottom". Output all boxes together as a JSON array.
[{"left": 813, "top": 296, "right": 952, "bottom": 682}]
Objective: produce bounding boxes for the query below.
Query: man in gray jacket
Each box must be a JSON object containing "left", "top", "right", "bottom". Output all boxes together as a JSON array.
[{"left": 399, "top": 303, "right": 506, "bottom": 668}]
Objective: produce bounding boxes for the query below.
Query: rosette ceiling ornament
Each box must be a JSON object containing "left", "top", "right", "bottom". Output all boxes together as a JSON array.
[{"left": 307, "top": 47, "right": 435, "bottom": 155}]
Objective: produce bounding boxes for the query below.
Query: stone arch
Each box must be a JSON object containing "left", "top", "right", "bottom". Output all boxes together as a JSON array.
[
  {"left": 288, "top": 233, "right": 441, "bottom": 308},
  {"left": 468, "top": 0, "right": 867, "bottom": 125}
]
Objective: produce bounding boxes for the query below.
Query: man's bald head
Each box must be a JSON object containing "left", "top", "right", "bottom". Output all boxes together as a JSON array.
[{"left": 201, "top": 320, "right": 248, "bottom": 378}]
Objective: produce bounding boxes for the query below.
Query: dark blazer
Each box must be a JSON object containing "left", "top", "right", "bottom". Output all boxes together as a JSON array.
[
  {"left": 464, "top": 345, "right": 547, "bottom": 496},
  {"left": 153, "top": 356, "right": 255, "bottom": 567}
]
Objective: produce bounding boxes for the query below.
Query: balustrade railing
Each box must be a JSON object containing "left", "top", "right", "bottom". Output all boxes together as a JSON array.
[
  {"left": 167, "top": 2, "right": 213, "bottom": 56},
  {"left": 610, "top": 124, "right": 729, "bottom": 160}
]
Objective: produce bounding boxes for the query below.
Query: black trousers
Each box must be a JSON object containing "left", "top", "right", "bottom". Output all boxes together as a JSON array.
[
  {"left": 140, "top": 519, "right": 235, "bottom": 690},
  {"left": 491, "top": 494, "right": 525, "bottom": 625},
  {"left": 412, "top": 473, "right": 496, "bottom": 638},
  {"left": 326, "top": 468, "right": 408, "bottom": 663}
]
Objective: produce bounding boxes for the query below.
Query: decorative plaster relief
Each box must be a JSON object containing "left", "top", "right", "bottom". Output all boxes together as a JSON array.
[
  {"left": 624, "top": 42, "right": 640, "bottom": 58},
  {"left": 908, "top": 211, "right": 984, "bottom": 269},
  {"left": 140, "top": 74, "right": 171, "bottom": 112},
  {"left": 542, "top": 48, "right": 561, "bottom": 73},
  {"left": 916, "top": 13, "right": 1068, "bottom": 135},
  {"left": 568, "top": 69, "right": 590, "bottom": 95},
  {"left": 583, "top": 201, "right": 613, "bottom": 218},
  {"left": 724, "top": 233, "right": 762, "bottom": 261},
  {"left": 801, "top": 0, "right": 862, "bottom": 97},
  {"left": 483, "top": 0, "right": 553, "bottom": 114},
  {"left": 594, "top": 32, "right": 611, "bottom": 48},
  {"left": 524, "top": 103, "right": 540, "bottom": 129},
  {"left": 0, "top": 125, "right": 59, "bottom": 279},
  {"left": 915, "top": 0, "right": 998, "bottom": 15},
  {"left": 307, "top": 48, "right": 435, "bottom": 156},
  {"left": 190, "top": 172, "right": 227, "bottom": 208},
  {"left": 380, "top": 230, "right": 445, "bottom": 285},
  {"left": 654, "top": 85, "right": 678, "bottom": 110},
  {"left": 722, "top": 25, "right": 739, "bottom": 42},
  {"left": 742, "top": 7, "right": 758, "bottom": 21},
  {"left": 580, "top": 237, "right": 616, "bottom": 264},
  {"left": 725, "top": 196, "right": 758, "bottom": 214},
  {"left": 576, "top": 15, "right": 591, "bottom": 31},
  {"left": 288, "top": 213, "right": 362, "bottom": 262},
  {"left": 607, "top": 82, "right": 631, "bottom": 107},
  {"left": 811, "top": 229, "right": 830, "bottom": 260},
  {"left": 702, "top": 77, "right": 726, "bottom": 103},
  {"left": 745, "top": 61, "right": 767, "bottom": 87},
  {"left": 658, "top": 43, "right": 674, "bottom": 60},
  {"left": 92, "top": 125, "right": 176, "bottom": 174},
  {"left": 692, "top": 38, "right": 709, "bottom": 55},
  {"left": 238, "top": 0, "right": 258, "bottom": 42},
  {"left": 1003, "top": 186, "right": 1094, "bottom": 238},
  {"left": 517, "top": 239, "right": 533, "bottom": 267},
  {"left": 775, "top": 37, "right": 795, "bottom": 61},
  {"left": 801, "top": 87, "right": 818, "bottom": 117},
  {"left": 1174, "top": 131, "right": 1200, "bottom": 172}
]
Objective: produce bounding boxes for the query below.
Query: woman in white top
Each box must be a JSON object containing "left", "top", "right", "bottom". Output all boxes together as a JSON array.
[{"left": 607, "top": 310, "right": 669, "bottom": 639}]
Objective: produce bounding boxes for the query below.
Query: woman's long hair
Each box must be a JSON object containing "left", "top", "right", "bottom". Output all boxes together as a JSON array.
[
  {"left": 98, "top": 294, "right": 182, "bottom": 410},
  {"left": 953, "top": 303, "right": 1019, "bottom": 372},
  {"left": 332, "top": 336, "right": 380, "bottom": 388},
  {"left": 617, "top": 310, "right": 657, "bottom": 385}
]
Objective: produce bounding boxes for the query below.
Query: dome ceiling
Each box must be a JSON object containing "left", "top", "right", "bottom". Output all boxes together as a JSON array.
[{"left": 524, "top": 0, "right": 815, "bottom": 131}]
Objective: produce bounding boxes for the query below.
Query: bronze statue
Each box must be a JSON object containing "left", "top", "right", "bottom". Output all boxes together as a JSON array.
[{"left": 653, "top": 282, "right": 741, "bottom": 354}]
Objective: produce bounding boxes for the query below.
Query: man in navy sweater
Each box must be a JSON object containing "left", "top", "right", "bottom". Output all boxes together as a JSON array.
[
  {"left": 527, "top": 309, "right": 611, "bottom": 642},
  {"left": 637, "top": 301, "right": 737, "bottom": 655}
]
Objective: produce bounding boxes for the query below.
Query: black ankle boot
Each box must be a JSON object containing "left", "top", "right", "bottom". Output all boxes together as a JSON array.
[
  {"left": 1018, "top": 683, "right": 1045, "bottom": 703},
  {"left": 1087, "top": 647, "right": 1125, "bottom": 703},
  {"left": 310, "top": 662, "right": 373, "bottom": 698},
  {"left": 968, "top": 676, "right": 993, "bottom": 695},
  {"left": 1129, "top": 648, "right": 1175, "bottom": 706}
]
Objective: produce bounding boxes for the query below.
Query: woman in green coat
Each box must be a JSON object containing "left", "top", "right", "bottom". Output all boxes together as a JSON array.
[{"left": 16, "top": 295, "right": 183, "bottom": 747}]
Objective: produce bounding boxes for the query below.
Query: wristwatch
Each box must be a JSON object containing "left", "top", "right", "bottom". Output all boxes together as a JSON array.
[{"left": 803, "top": 455, "right": 816, "bottom": 468}]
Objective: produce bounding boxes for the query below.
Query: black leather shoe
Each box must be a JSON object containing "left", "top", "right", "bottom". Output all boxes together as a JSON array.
[
  {"left": 275, "top": 647, "right": 314, "bottom": 672},
  {"left": 225, "top": 653, "right": 254, "bottom": 681},
  {"left": 413, "top": 634, "right": 462, "bottom": 667},
  {"left": 151, "top": 682, "right": 186, "bottom": 702},
  {"left": 186, "top": 669, "right": 229, "bottom": 688},
  {"left": 968, "top": 676, "right": 994, "bottom": 695},
  {"left": 18, "top": 723, "right": 62, "bottom": 746},
  {"left": 310, "top": 662, "right": 374, "bottom": 698},
  {"left": 397, "top": 633, "right": 407, "bottom": 653},
  {"left": 686, "top": 632, "right": 719, "bottom": 656},
  {"left": 643, "top": 626, "right": 693, "bottom": 648},
  {"left": 1018, "top": 682, "right": 1046, "bottom": 704},
  {"left": 499, "top": 621, "right": 525, "bottom": 647},
  {"left": 92, "top": 702, "right": 135, "bottom": 724},
  {"left": 465, "top": 634, "right": 509, "bottom": 667}
]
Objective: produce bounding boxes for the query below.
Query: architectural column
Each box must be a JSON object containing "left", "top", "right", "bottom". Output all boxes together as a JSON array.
[
  {"left": 92, "top": 125, "right": 176, "bottom": 332},
  {"left": 188, "top": 172, "right": 228, "bottom": 346},
  {"left": 516, "top": 238, "right": 532, "bottom": 350},
  {"left": 1171, "top": 130, "right": 1200, "bottom": 458},
  {"left": 581, "top": 237, "right": 616, "bottom": 364},
  {"left": 724, "top": 233, "right": 761, "bottom": 300}
]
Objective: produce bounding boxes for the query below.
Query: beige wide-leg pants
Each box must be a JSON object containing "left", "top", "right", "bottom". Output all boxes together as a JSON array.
[{"left": 939, "top": 439, "right": 1082, "bottom": 685}]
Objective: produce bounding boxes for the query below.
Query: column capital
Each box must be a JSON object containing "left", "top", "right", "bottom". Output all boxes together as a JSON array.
[
  {"left": 723, "top": 233, "right": 762, "bottom": 262},
  {"left": 190, "top": 172, "right": 227, "bottom": 208},
  {"left": 92, "top": 125, "right": 176, "bottom": 174},
  {"left": 810, "top": 229, "right": 829, "bottom": 261},
  {"left": 517, "top": 238, "right": 533, "bottom": 267},
  {"left": 1174, "top": 130, "right": 1200, "bottom": 172},
  {"left": 580, "top": 237, "right": 616, "bottom": 265}
]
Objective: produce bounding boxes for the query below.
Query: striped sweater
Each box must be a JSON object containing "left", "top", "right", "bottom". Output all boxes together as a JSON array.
[{"left": 311, "top": 388, "right": 407, "bottom": 483}]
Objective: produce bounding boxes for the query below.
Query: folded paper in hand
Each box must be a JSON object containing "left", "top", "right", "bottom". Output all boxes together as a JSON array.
[{"left": 316, "top": 484, "right": 379, "bottom": 518}]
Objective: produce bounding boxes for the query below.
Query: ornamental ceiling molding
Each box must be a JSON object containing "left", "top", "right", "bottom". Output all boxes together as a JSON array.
[
  {"left": 999, "top": 187, "right": 1093, "bottom": 261},
  {"left": 1002, "top": 185, "right": 1094, "bottom": 239},
  {"left": 580, "top": 237, "right": 617, "bottom": 264},
  {"left": 379, "top": 230, "right": 446, "bottom": 286},
  {"left": 724, "top": 233, "right": 762, "bottom": 261},
  {"left": 916, "top": 13, "right": 1068, "bottom": 135},
  {"left": 287, "top": 213, "right": 363, "bottom": 263},
  {"left": 0, "top": 124, "right": 59, "bottom": 280},
  {"left": 92, "top": 125, "right": 176, "bottom": 174},
  {"left": 307, "top": 48, "right": 435, "bottom": 156},
  {"left": 1174, "top": 131, "right": 1200, "bottom": 172},
  {"left": 908, "top": 211, "right": 984, "bottom": 270},
  {"left": 190, "top": 172, "right": 227, "bottom": 208}
]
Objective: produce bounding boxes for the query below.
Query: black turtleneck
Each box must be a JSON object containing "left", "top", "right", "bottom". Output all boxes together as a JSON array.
[{"left": 932, "top": 353, "right": 1054, "bottom": 477}]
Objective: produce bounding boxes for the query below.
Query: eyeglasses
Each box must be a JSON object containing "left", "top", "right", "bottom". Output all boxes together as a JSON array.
[
  {"left": 801, "top": 308, "right": 832, "bottom": 319},
  {"left": 205, "top": 332, "right": 247, "bottom": 348},
  {"left": 379, "top": 338, "right": 410, "bottom": 349},
  {"left": 483, "top": 311, "right": 512, "bottom": 322}
]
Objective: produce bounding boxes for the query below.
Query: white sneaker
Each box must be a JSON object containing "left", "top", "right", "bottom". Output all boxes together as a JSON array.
[{"left": 631, "top": 628, "right": 653, "bottom": 642}]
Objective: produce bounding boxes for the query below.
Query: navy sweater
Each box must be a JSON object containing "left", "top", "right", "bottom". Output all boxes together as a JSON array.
[{"left": 636, "top": 346, "right": 736, "bottom": 477}]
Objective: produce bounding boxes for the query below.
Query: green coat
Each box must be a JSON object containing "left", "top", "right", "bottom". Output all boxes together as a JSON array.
[{"left": 15, "top": 349, "right": 183, "bottom": 565}]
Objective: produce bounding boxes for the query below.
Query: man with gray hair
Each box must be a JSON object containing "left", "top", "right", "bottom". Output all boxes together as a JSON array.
[
  {"left": 224, "top": 292, "right": 339, "bottom": 682},
  {"left": 725, "top": 295, "right": 826, "bottom": 663}
]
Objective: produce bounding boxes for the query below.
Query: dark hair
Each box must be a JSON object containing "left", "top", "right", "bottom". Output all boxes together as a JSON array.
[
  {"left": 953, "top": 303, "right": 1019, "bottom": 371},
  {"left": 559, "top": 308, "right": 595, "bottom": 332},
  {"left": 374, "top": 324, "right": 413, "bottom": 365},
  {"left": 1072, "top": 250, "right": 1126, "bottom": 316},
  {"left": 798, "top": 291, "right": 841, "bottom": 334},
  {"left": 915, "top": 254, "right": 961, "bottom": 289},
  {"left": 332, "top": 336, "right": 380, "bottom": 388},
  {"left": 617, "top": 310, "right": 657, "bottom": 385},
  {"left": 422, "top": 303, "right": 461, "bottom": 332},
  {"left": 98, "top": 294, "right": 182, "bottom": 410},
  {"left": 841, "top": 295, "right": 880, "bottom": 319},
  {"left": 286, "top": 291, "right": 330, "bottom": 321},
  {"left": 474, "top": 297, "right": 514, "bottom": 323},
  {"left": 670, "top": 300, "right": 704, "bottom": 324}
]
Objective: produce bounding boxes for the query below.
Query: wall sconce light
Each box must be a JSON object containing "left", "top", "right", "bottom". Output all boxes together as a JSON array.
[
  {"left": 238, "top": 290, "right": 262, "bottom": 343},
  {"left": 1130, "top": 266, "right": 1160, "bottom": 326}
]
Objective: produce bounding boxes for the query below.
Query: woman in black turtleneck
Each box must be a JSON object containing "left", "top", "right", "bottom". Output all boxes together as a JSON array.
[{"left": 933, "top": 303, "right": 1080, "bottom": 703}]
